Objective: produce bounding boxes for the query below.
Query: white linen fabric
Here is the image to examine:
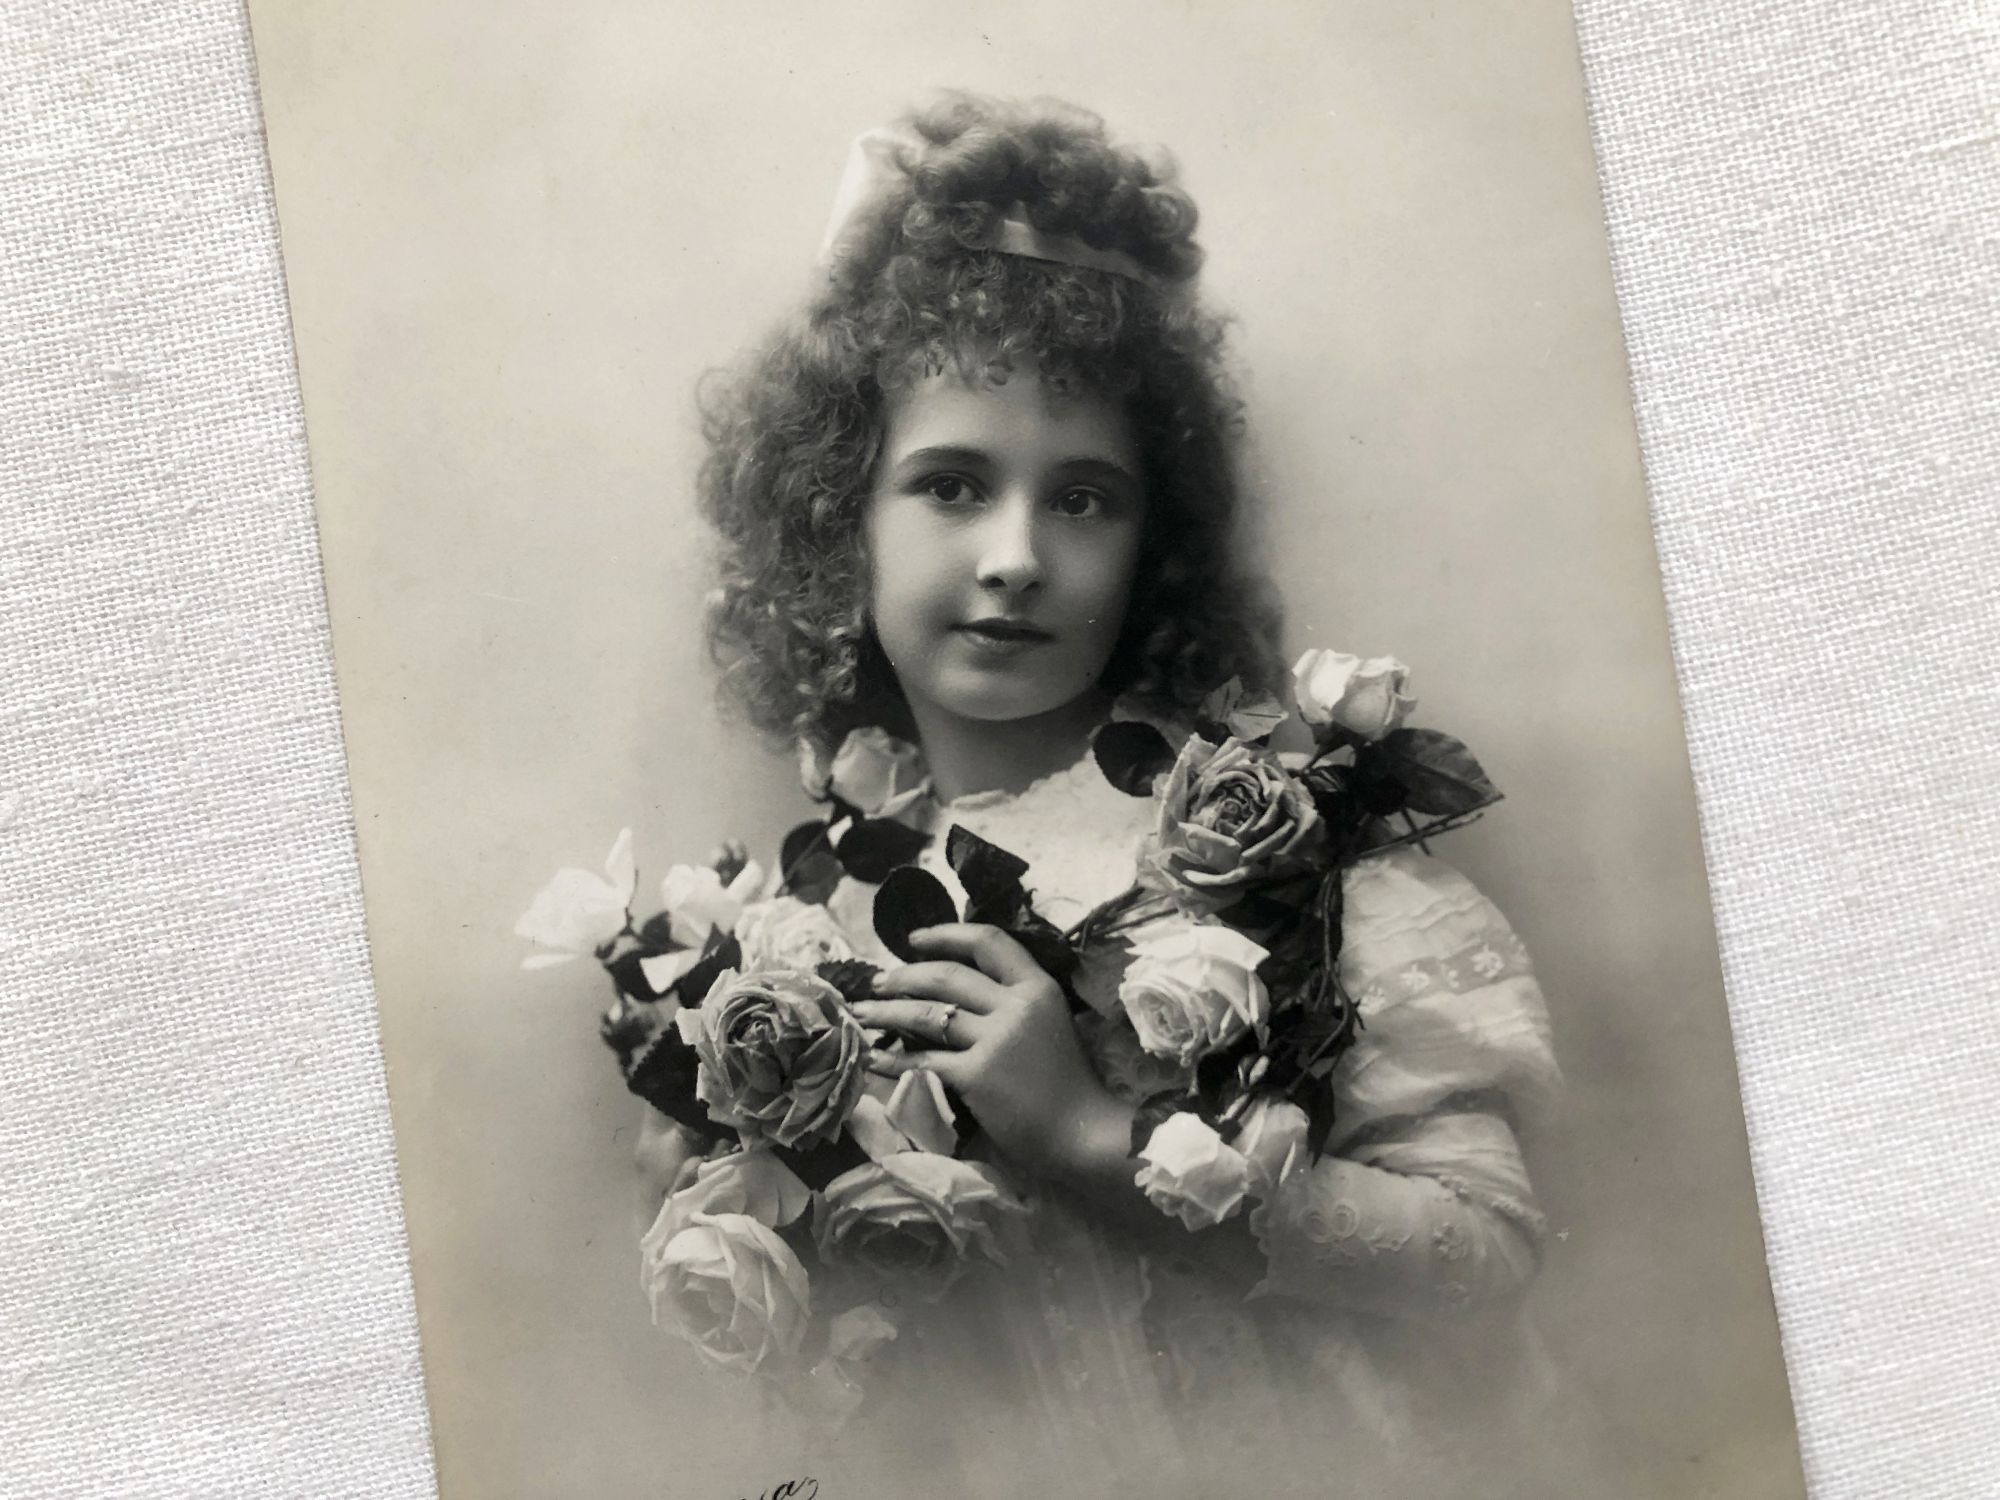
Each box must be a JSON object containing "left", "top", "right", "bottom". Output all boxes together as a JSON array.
[
  {"left": 2, "top": 4, "right": 1997, "bottom": 1500},
  {"left": 1, "top": 6, "right": 437, "bottom": 1500}
]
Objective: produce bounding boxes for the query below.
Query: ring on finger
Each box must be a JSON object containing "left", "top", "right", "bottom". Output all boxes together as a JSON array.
[{"left": 930, "top": 1001, "right": 961, "bottom": 1047}]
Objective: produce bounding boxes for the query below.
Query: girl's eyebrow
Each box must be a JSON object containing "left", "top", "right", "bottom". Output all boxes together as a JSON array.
[
  {"left": 890, "top": 445, "right": 1141, "bottom": 491},
  {"left": 1053, "top": 456, "right": 1143, "bottom": 491},
  {"left": 893, "top": 444, "right": 993, "bottom": 474}
]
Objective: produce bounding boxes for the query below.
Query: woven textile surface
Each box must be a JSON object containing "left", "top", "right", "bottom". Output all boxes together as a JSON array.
[{"left": 2, "top": 2, "right": 1995, "bottom": 1496}]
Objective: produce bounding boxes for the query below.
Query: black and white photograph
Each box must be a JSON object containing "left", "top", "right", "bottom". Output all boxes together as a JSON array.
[{"left": 245, "top": 3, "right": 1809, "bottom": 1495}]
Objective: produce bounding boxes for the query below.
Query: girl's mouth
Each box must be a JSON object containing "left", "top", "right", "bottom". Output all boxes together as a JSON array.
[{"left": 955, "top": 618, "right": 1054, "bottom": 644}]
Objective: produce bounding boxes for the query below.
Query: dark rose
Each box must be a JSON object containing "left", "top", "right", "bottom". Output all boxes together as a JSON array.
[
  {"left": 673, "top": 968, "right": 869, "bottom": 1148},
  {"left": 1139, "top": 736, "right": 1322, "bottom": 913},
  {"left": 812, "top": 1154, "right": 1026, "bottom": 1303}
]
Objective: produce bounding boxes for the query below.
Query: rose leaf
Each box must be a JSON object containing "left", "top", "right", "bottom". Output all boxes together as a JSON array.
[
  {"left": 1378, "top": 728, "right": 1500, "bottom": 817},
  {"left": 673, "top": 933, "right": 742, "bottom": 1007},
  {"left": 1300, "top": 765, "right": 1368, "bottom": 835},
  {"left": 835, "top": 816, "right": 932, "bottom": 883},
  {"left": 1341, "top": 748, "right": 1411, "bottom": 818},
  {"left": 873, "top": 866, "right": 960, "bottom": 962},
  {"left": 1091, "top": 719, "right": 1176, "bottom": 797},
  {"left": 943, "top": 824, "right": 1030, "bottom": 910},
  {"left": 635, "top": 910, "right": 682, "bottom": 953},
  {"left": 606, "top": 948, "right": 659, "bottom": 1003},
  {"left": 780, "top": 819, "right": 845, "bottom": 904},
  {"left": 624, "top": 1032, "right": 729, "bottom": 1147}
]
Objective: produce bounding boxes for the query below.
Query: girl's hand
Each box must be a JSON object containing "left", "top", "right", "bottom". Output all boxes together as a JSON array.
[{"left": 850, "top": 923, "right": 1124, "bottom": 1178}]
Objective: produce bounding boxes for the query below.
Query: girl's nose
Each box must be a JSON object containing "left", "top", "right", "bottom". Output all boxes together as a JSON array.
[{"left": 974, "top": 493, "right": 1044, "bottom": 596}]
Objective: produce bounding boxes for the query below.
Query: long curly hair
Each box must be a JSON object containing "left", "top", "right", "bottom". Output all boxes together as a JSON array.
[{"left": 698, "top": 92, "right": 1284, "bottom": 755}]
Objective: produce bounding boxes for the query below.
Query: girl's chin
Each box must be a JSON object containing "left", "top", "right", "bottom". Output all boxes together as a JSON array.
[
  {"left": 924, "top": 682, "right": 1109, "bottom": 727},
  {"left": 929, "top": 692, "right": 1072, "bottom": 724}
]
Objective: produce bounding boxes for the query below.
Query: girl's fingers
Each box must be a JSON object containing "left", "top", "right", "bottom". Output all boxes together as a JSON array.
[
  {"left": 867, "top": 1041, "right": 966, "bottom": 1084},
  {"left": 849, "top": 998, "right": 986, "bottom": 1045},
  {"left": 905, "top": 923, "right": 1043, "bottom": 986},
  {"left": 869, "top": 960, "right": 1002, "bottom": 1012}
]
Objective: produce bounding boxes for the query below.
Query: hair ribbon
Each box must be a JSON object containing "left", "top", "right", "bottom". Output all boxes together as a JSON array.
[{"left": 818, "top": 124, "right": 1158, "bottom": 286}]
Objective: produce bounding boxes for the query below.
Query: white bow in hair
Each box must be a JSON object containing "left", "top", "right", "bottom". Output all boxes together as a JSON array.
[{"left": 817, "top": 124, "right": 928, "bottom": 266}]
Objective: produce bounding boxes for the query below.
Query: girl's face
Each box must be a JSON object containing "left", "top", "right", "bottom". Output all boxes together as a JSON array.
[{"left": 863, "top": 360, "right": 1147, "bottom": 729}]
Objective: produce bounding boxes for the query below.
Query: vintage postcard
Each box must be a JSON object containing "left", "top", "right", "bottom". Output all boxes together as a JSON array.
[{"left": 248, "top": 3, "right": 1806, "bottom": 1495}]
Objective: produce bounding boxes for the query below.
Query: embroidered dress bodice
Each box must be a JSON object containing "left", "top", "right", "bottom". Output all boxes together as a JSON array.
[
  {"left": 926, "top": 751, "right": 1157, "bottom": 922},
  {"left": 812, "top": 740, "right": 1573, "bottom": 1495}
]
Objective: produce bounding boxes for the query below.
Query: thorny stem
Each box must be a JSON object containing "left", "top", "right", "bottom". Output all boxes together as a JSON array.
[
  {"left": 1061, "top": 883, "right": 1162, "bottom": 948},
  {"left": 1354, "top": 798, "right": 1501, "bottom": 859}
]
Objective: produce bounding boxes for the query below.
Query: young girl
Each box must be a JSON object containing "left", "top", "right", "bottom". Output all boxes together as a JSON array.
[{"left": 642, "top": 94, "right": 1567, "bottom": 1496}]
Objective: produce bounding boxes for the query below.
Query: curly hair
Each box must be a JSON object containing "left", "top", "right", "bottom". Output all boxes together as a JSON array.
[{"left": 698, "top": 92, "right": 1284, "bottom": 755}]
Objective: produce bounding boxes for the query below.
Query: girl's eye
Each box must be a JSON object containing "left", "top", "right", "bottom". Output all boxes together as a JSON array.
[
  {"left": 1051, "top": 487, "right": 1107, "bottom": 519},
  {"left": 922, "top": 474, "right": 978, "bottom": 506}
]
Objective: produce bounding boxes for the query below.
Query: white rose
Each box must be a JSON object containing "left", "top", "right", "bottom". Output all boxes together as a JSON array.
[
  {"left": 1290, "top": 649, "right": 1416, "bottom": 741},
  {"left": 515, "top": 828, "right": 636, "bottom": 968},
  {"left": 813, "top": 1153, "right": 1027, "bottom": 1303},
  {"left": 640, "top": 1210, "right": 812, "bottom": 1376},
  {"left": 1117, "top": 925, "right": 1271, "bottom": 1067},
  {"left": 1134, "top": 1113, "right": 1253, "bottom": 1230},
  {"left": 659, "top": 858, "right": 767, "bottom": 948},
  {"left": 733, "top": 896, "right": 855, "bottom": 972},
  {"left": 1232, "top": 1097, "right": 1310, "bottom": 1196},
  {"left": 653, "top": 1147, "right": 813, "bottom": 1234},
  {"left": 828, "top": 727, "right": 929, "bottom": 822}
]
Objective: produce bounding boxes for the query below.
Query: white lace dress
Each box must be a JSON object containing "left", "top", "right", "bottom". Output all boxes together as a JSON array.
[{"left": 814, "top": 749, "right": 1575, "bottom": 1497}]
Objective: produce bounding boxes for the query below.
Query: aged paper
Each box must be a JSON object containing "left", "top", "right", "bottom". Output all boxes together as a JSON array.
[{"left": 248, "top": 3, "right": 1806, "bottom": 1495}]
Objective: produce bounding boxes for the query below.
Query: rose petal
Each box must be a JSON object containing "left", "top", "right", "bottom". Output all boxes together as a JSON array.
[
  {"left": 846, "top": 1094, "right": 913, "bottom": 1161},
  {"left": 885, "top": 1068, "right": 958, "bottom": 1156},
  {"left": 603, "top": 828, "right": 637, "bottom": 906},
  {"left": 639, "top": 949, "right": 703, "bottom": 993},
  {"left": 514, "top": 866, "right": 628, "bottom": 955}
]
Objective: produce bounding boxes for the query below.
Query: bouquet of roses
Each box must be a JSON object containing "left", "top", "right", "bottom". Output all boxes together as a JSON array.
[
  {"left": 514, "top": 733, "right": 1032, "bottom": 1421},
  {"left": 515, "top": 647, "right": 1500, "bottom": 1413},
  {"left": 1063, "top": 649, "right": 1502, "bottom": 1232}
]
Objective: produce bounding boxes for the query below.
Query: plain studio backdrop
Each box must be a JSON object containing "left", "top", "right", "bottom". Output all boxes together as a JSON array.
[{"left": 250, "top": 2, "right": 1801, "bottom": 1495}]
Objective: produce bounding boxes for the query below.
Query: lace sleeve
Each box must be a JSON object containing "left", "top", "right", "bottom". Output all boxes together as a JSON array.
[
  {"left": 1242, "top": 846, "right": 1561, "bottom": 1319},
  {"left": 1247, "top": 1105, "right": 1543, "bottom": 1319},
  {"left": 1327, "top": 846, "right": 1561, "bottom": 1147}
]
